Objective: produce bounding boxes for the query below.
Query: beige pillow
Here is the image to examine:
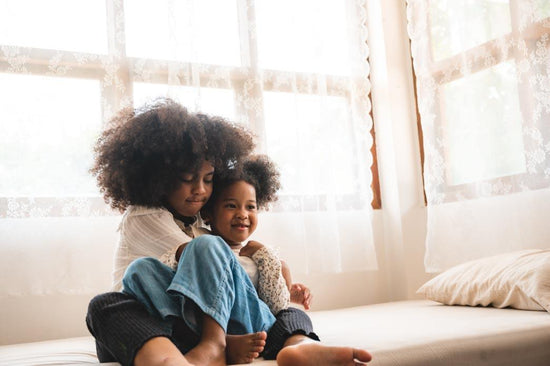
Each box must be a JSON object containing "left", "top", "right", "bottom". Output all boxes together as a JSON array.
[{"left": 417, "top": 249, "right": 550, "bottom": 311}]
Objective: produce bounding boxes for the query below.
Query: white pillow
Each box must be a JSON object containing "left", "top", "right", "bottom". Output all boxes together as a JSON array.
[{"left": 417, "top": 249, "right": 550, "bottom": 312}]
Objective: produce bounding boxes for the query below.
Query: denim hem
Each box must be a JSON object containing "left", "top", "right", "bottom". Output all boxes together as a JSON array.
[{"left": 167, "top": 265, "right": 232, "bottom": 334}]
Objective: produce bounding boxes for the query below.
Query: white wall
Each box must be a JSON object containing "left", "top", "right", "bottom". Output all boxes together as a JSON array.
[{"left": 0, "top": 217, "right": 119, "bottom": 345}]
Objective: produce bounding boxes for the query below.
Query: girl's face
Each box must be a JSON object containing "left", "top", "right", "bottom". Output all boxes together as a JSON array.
[
  {"left": 208, "top": 180, "right": 258, "bottom": 247},
  {"left": 167, "top": 161, "right": 214, "bottom": 217}
]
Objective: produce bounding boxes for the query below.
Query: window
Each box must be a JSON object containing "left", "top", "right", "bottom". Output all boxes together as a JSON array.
[
  {"left": 412, "top": 0, "right": 550, "bottom": 203},
  {"left": 409, "top": 0, "right": 550, "bottom": 271},
  {"left": 0, "top": 0, "right": 378, "bottom": 218}
]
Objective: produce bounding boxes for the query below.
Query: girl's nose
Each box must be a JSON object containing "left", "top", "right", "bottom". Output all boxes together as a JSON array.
[
  {"left": 236, "top": 209, "right": 247, "bottom": 219},
  {"left": 192, "top": 180, "right": 206, "bottom": 194}
]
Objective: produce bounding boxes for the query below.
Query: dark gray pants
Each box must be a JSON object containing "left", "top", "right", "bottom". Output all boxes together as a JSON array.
[{"left": 86, "top": 292, "right": 319, "bottom": 366}]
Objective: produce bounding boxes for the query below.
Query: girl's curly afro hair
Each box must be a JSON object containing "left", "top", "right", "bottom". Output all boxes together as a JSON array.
[
  {"left": 203, "top": 154, "right": 281, "bottom": 214},
  {"left": 91, "top": 98, "right": 255, "bottom": 211}
]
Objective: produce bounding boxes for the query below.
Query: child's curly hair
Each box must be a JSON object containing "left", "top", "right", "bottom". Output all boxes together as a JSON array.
[
  {"left": 203, "top": 154, "right": 281, "bottom": 214},
  {"left": 91, "top": 98, "right": 255, "bottom": 211}
]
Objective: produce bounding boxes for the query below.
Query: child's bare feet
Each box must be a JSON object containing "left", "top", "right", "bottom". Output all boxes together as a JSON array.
[
  {"left": 226, "top": 331, "right": 267, "bottom": 364},
  {"left": 185, "top": 340, "right": 227, "bottom": 366},
  {"left": 276, "top": 335, "right": 372, "bottom": 366},
  {"left": 185, "top": 314, "right": 227, "bottom": 366}
]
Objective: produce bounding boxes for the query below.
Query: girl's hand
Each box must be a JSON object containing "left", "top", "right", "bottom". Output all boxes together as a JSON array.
[
  {"left": 239, "top": 240, "right": 265, "bottom": 258},
  {"left": 175, "top": 242, "right": 190, "bottom": 261},
  {"left": 290, "top": 283, "right": 313, "bottom": 310}
]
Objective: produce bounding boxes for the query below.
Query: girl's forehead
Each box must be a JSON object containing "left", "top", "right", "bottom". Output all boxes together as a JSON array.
[
  {"left": 200, "top": 161, "right": 215, "bottom": 172},
  {"left": 184, "top": 161, "right": 214, "bottom": 175},
  {"left": 219, "top": 180, "right": 256, "bottom": 197}
]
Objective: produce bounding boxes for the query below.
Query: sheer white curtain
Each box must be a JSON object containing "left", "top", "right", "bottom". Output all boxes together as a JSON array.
[
  {"left": 407, "top": 0, "right": 550, "bottom": 272},
  {"left": 0, "top": 0, "right": 377, "bottom": 291}
]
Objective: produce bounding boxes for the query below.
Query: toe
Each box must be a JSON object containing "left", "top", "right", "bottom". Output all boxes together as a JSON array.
[{"left": 253, "top": 339, "right": 266, "bottom": 347}]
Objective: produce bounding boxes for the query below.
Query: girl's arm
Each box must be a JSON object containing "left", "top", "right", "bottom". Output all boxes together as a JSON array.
[
  {"left": 241, "top": 240, "right": 290, "bottom": 314},
  {"left": 175, "top": 242, "right": 189, "bottom": 261},
  {"left": 281, "top": 260, "right": 313, "bottom": 310},
  {"left": 159, "top": 242, "right": 189, "bottom": 270},
  {"left": 281, "top": 260, "right": 292, "bottom": 290}
]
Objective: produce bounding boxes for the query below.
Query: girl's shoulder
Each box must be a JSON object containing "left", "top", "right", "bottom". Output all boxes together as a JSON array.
[
  {"left": 194, "top": 225, "right": 212, "bottom": 236},
  {"left": 120, "top": 205, "right": 173, "bottom": 229},
  {"left": 125, "top": 205, "right": 169, "bottom": 217}
]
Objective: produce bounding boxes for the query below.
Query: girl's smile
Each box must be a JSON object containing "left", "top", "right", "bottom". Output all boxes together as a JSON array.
[{"left": 232, "top": 223, "right": 250, "bottom": 230}]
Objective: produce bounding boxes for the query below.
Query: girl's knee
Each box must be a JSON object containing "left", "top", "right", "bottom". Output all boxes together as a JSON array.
[
  {"left": 122, "top": 257, "right": 164, "bottom": 291},
  {"left": 87, "top": 292, "right": 120, "bottom": 319},
  {"left": 188, "top": 235, "right": 232, "bottom": 257},
  {"left": 125, "top": 257, "right": 161, "bottom": 277},
  {"left": 180, "top": 235, "right": 234, "bottom": 272},
  {"left": 86, "top": 292, "right": 131, "bottom": 334}
]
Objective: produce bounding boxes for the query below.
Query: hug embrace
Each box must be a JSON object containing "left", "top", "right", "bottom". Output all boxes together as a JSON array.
[{"left": 86, "top": 98, "right": 372, "bottom": 366}]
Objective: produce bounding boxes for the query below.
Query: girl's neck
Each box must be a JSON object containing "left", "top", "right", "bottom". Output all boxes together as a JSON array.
[
  {"left": 213, "top": 232, "right": 242, "bottom": 249},
  {"left": 226, "top": 242, "right": 243, "bottom": 249},
  {"left": 164, "top": 203, "right": 196, "bottom": 226}
]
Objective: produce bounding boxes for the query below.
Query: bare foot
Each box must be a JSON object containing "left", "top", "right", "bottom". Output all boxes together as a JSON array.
[
  {"left": 185, "top": 340, "right": 226, "bottom": 366},
  {"left": 134, "top": 337, "right": 195, "bottom": 366},
  {"left": 277, "top": 341, "right": 372, "bottom": 366},
  {"left": 226, "top": 331, "right": 267, "bottom": 364},
  {"left": 157, "top": 356, "right": 196, "bottom": 366}
]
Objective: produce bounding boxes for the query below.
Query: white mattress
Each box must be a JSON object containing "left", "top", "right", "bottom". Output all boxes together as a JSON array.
[
  {"left": 2, "top": 300, "right": 549, "bottom": 366},
  {"left": 0, "top": 336, "right": 103, "bottom": 366},
  {"left": 312, "top": 300, "right": 550, "bottom": 366}
]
